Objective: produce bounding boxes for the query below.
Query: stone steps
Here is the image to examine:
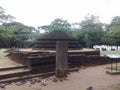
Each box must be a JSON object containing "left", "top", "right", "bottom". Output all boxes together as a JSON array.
[
  {"left": 0, "top": 65, "right": 26, "bottom": 71},
  {"left": 0, "top": 65, "right": 30, "bottom": 80}
]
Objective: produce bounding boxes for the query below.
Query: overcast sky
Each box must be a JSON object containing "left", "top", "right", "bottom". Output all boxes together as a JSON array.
[{"left": 0, "top": 0, "right": 120, "bottom": 27}]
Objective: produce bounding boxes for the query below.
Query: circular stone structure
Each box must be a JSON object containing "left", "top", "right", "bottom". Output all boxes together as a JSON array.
[{"left": 33, "top": 30, "right": 82, "bottom": 50}]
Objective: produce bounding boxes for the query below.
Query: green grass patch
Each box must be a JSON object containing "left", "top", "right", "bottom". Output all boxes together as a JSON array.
[
  {"left": 0, "top": 49, "right": 7, "bottom": 59},
  {"left": 106, "top": 66, "right": 120, "bottom": 70},
  {"left": 111, "top": 83, "right": 120, "bottom": 90},
  {"left": 100, "top": 51, "right": 120, "bottom": 56}
]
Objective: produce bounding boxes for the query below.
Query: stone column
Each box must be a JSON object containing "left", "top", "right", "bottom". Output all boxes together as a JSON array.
[{"left": 56, "top": 41, "right": 68, "bottom": 78}]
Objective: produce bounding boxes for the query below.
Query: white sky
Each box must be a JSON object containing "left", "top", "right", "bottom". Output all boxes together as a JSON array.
[{"left": 0, "top": 0, "right": 120, "bottom": 27}]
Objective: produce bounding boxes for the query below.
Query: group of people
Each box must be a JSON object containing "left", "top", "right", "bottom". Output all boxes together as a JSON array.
[{"left": 93, "top": 45, "right": 120, "bottom": 51}]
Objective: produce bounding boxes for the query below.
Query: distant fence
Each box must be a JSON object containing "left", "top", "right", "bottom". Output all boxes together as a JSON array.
[{"left": 93, "top": 45, "right": 120, "bottom": 51}]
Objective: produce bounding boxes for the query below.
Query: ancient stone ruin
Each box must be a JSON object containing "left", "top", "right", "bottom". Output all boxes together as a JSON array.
[
  {"left": 8, "top": 30, "right": 100, "bottom": 74},
  {"left": 33, "top": 30, "right": 82, "bottom": 49}
]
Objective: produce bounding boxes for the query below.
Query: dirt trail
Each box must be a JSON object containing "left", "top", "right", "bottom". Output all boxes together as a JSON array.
[
  {"left": 0, "top": 62, "right": 119, "bottom": 90},
  {"left": 0, "top": 58, "right": 22, "bottom": 68}
]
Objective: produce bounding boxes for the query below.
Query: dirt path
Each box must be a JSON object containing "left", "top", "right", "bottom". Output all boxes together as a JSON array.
[
  {"left": 0, "top": 63, "right": 119, "bottom": 90},
  {"left": 0, "top": 58, "right": 23, "bottom": 68}
]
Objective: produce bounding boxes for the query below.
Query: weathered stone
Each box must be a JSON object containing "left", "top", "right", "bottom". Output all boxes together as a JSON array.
[{"left": 56, "top": 41, "right": 68, "bottom": 78}]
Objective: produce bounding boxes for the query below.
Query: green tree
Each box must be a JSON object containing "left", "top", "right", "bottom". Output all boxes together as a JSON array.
[
  {"left": 0, "top": 6, "right": 15, "bottom": 24},
  {"left": 3, "top": 22, "right": 36, "bottom": 47},
  {"left": 38, "top": 18, "right": 72, "bottom": 34},
  {"left": 108, "top": 16, "right": 120, "bottom": 45},
  {"left": 76, "top": 15, "right": 104, "bottom": 47},
  {"left": 0, "top": 6, "right": 15, "bottom": 47},
  {"left": 0, "top": 25, "right": 13, "bottom": 47},
  {"left": 0, "top": 6, "right": 43, "bottom": 48}
]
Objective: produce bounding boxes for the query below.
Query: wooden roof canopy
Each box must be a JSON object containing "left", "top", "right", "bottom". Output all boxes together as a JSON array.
[{"left": 33, "top": 30, "right": 82, "bottom": 50}]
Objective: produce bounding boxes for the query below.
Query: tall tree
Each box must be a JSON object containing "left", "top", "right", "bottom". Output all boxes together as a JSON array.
[
  {"left": 107, "top": 16, "right": 120, "bottom": 45},
  {"left": 0, "top": 7, "right": 15, "bottom": 24},
  {"left": 76, "top": 15, "right": 104, "bottom": 47},
  {"left": 3, "top": 22, "right": 36, "bottom": 47},
  {"left": 38, "top": 18, "right": 72, "bottom": 34}
]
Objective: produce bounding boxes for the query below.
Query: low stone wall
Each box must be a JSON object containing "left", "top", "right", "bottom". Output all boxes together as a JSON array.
[
  {"left": 8, "top": 53, "right": 25, "bottom": 64},
  {"left": 8, "top": 52, "right": 31, "bottom": 68},
  {"left": 8, "top": 50, "right": 120, "bottom": 68},
  {"left": 69, "top": 55, "right": 120, "bottom": 67},
  {"left": 69, "top": 50, "right": 100, "bottom": 56}
]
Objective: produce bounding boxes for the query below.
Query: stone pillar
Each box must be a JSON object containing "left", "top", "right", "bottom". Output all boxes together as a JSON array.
[{"left": 56, "top": 41, "right": 68, "bottom": 78}]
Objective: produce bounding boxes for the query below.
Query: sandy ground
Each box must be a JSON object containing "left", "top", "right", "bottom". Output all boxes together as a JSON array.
[
  {"left": 0, "top": 62, "right": 119, "bottom": 90},
  {"left": 0, "top": 58, "right": 23, "bottom": 68},
  {"left": 19, "top": 48, "right": 96, "bottom": 52}
]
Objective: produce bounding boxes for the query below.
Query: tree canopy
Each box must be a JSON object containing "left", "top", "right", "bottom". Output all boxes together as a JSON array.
[
  {"left": 38, "top": 18, "right": 71, "bottom": 34},
  {"left": 0, "top": 7, "right": 15, "bottom": 24},
  {"left": 76, "top": 15, "right": 104, "bottom": 47},
  {"left": 0, "top": 6, "right": 120, "bottom": 48},
  {"left": 107, "top": 16, "right": 120, "bottom": 45}
]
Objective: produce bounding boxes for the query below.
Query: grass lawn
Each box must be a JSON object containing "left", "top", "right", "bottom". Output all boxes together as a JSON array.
[
  {"left": 100, "top": 50, "right": 120, "bottom": 56},
  {"left": 106, "top": 66, "right": 120, "bottom": 70},
  {"left": 0, "top": 49, "right": 7, "bottom": 59},
  {"left": 111, "top": 83, "right": 120, "bottom": 90}
]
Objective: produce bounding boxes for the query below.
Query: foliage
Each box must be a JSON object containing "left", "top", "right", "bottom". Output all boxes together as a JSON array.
[
  {"left": 111, "top": 83, "right": 120, "bottom": 90},
  {"left": 106, "top": 66, "right": 120, "bottom": 70},
  {"left": 76, "top": 15, "right": 104, "bottom": 47},
  {"left": 2, "top": 22, "right": 39, "bottom": 48},
  {"left": 38, "top": 15, "right": 120, "bottom": 48},
  {"left": 107, "top": 16, "right": 120, "bottom": 45},
  {"left": 0, "top": 25, "right": 13, "bottom": 47},
  {"left": 0, "top": 6, "right": 41, "bottom": 48},
  {"left": 38, "top": 18, "right": 72, "bottom": 34},
  {"left": 1, "top": 6, "right": 120, "bottom": 48},
  {"left": 101, "top": 51, "right": 120, "bottom": 56},
  {"left": 0, "top": 49, "right": 7, "bottom": 59},
  {"left": 0, "top": 6, "right": 15, "bottom": 24}
]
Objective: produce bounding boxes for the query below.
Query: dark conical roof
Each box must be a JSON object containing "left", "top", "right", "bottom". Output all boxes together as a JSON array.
[
  {"left": 40, "top": 30, "right": 76, "bottom": 40},
  {"left": 33, "top": 30, "right": 82, "bottom": 49}
]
